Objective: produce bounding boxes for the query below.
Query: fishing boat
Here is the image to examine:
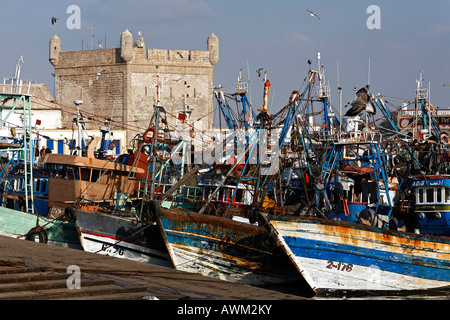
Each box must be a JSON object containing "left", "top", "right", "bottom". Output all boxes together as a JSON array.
[
  {"left": 267, "top": 71, "right": 450, "bottom": 296},
  {"left": 74, "top": 206, "right": 172, "bottom": 267},
  {"left": 72, "top": 103, "right": 177, "bottom": 266},
  {"left": 70, "top": 76, "right": 311, "bottom": 287},
  {"left": 155, "top": 70, "right": 317, "bottom": 286},
  {"left": 268, "top": 215, "right": 450, "bottom": 295},
  {"left": 0, "top": 66, "right": 82, "bottom": 248},
  {"left": 158, "top": 209, "right": 302, "bottom": 285},
  {"left": 49, "top": 128, "right": 174, "bottom": 265},
  {"left": 0, "top": 60, "right": 153, "bottom": 249}
]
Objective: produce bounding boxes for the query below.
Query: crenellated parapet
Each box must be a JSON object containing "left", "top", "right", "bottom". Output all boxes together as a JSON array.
[{"left": 48, "top": 29, "right": 218, "bottom": 142}]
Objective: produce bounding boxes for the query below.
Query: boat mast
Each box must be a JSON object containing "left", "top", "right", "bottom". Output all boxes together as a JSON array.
[{"left": 0, "top": 57, "right": 35, "bottom": 213}]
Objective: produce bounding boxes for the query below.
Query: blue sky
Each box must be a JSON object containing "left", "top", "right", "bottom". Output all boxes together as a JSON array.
[{"left": 1, "top": 0, "right": 450, "bottom": 120}]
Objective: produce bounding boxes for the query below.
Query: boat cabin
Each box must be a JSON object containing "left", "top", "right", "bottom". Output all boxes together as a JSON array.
[
  {"left": 43, "top": 154, "right": 145, "bottom": 208},
  {"left": 411, "top": 176, "right": 450, "bottom": 236}
]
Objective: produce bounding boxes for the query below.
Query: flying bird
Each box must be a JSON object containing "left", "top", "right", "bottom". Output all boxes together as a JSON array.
[
  {"left": 256, "top": 68, "right": 263, "bottom": 77},
  {"left": 51, "top": 17, "right": 58, "bottom": 25},
  {"left": 307, "top": 10, "right": 320, "bottom": 20},
  {"left": 95, "top": 70, "right": 106, "bottom": 81},
  {"left": 344, "top": 85, "right": 376, "bottom": 117}
]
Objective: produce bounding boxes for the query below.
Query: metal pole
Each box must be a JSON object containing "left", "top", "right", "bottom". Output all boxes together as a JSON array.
[{"left": 74, "top": 100, "right": 83, "bottom": 156}]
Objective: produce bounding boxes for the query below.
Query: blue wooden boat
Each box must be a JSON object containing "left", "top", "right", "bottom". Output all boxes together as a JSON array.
[
  {"left": 269, "top": 215, "right": 450, "bottom": 295},
  {"left": 158, "top": 210, "right": 303, "bottom": 286}
]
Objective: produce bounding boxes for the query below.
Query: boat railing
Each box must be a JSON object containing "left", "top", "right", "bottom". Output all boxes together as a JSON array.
[
  {"left": 317, "top": 84, "right": 330, "bottom": 98},
  {"left": 235, "top": 81, "right": 248, "bottom": 94},
  {"left": 398, "top": 109, "right": 450, "bottom": 116},
  {"left": 1, "top": 78, "right": 35, "bottom": 96},
  {"left": 152, "top": 182, "right": 203, "bottom": 201},
  {"left": 415, "top": 88, "right": 428, "bottom": 100}
]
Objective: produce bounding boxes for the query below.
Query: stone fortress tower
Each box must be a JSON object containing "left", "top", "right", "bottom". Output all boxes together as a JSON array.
[{"left": 49, "top": 29, "right": 219, "bottom": 146}]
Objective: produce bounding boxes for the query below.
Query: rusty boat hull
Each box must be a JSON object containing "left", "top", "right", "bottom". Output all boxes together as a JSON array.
[
  {"left": 269, "top": 216, "right": 450, "bottom": 296},
  {"left": 158, "top": 210, "right": 303, "bottom": 286}
]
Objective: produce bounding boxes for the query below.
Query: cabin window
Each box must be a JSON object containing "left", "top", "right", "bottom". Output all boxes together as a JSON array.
[
  {"left": 446, "top": 188, "right": 450, "bottom": 203},
  {"left": 74, "top": 168, "right": 80, "bottom": 180},
  {"left": 426, "top": 188, "right": 434, "bottom": 203},
  {"left": 80, "top": 168, "right": 90, "bottom": 181},
  {"left": 218, "top": 189, "right": 224, "bottom": 202},
  {"left": 202, "top": 187, "right": 210, "bottom": 201},
  {"left": 41, "top": 179, "right": 47, "bottom": 192},
  {"left": 234, "top": 189, "right": 244, "bottom": 204},
  {"left": 436, "top": 188, "right": 442, "bottom": 203},
  {"left": 223, "top": 189, "right": 230, "bottom": 203},
  {"left": 91, "top": 170, "right": 100, "bottom": 182},
  {"left": 418, "top": 188, "right": 424, "bottom": 203}
]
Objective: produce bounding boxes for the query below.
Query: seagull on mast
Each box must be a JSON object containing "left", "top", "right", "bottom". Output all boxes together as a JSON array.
[
  {"left": 307, "top": 10, "right": 320, "bottom": 20},
  {"left": 344, "top": 85, "right": 376, "bottom": 117}
]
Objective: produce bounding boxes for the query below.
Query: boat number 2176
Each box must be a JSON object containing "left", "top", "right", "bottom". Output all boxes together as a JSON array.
[{"left": 326, "top": 261, "right": 353, "bottom": 272}]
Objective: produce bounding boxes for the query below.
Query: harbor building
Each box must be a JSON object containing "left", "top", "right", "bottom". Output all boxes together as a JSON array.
[{"left": 49, "top": 29, "right": 219, "bottom": 147}]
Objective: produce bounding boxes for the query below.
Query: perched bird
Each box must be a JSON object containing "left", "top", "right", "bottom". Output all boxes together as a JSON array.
[
  {"left": 344, "top": 85, "right": 376, "bottom": 117},
  {"left": 51, "top": 17, "right": 59, "bottom": 25},
  {"left": 287, "top": 90, "right": 299, "bottom": 105},
  {"left": 307, "top": 10, "right": 320, "bottom": 20}
]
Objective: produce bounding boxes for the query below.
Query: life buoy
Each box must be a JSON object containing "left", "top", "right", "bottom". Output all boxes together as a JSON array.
[
  {"left": 426, "top": 102, "right": 436, "bottom": 113},
  {"left": 399, "top": 118, "right": 411, "bottom": 129},
  {"left": 441, "top": 134, "right": 450, "bottom": 145},
  {"left": 25, "top": 226, "right": 48, "bottom": 244},
  {"left": 143, "top": 127, "right": 156, "bottom": 143},
  {"left": 234, "top": 164, "right": 245, "bottom": 177}
]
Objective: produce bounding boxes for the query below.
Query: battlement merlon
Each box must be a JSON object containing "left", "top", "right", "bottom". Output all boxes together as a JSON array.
[{"left": 49, "top": 30, "right": 219, "bottom": 68}]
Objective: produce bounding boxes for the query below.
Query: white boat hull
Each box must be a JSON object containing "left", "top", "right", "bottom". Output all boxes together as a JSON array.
[{"left": 270, "top": 217, "right": 450, "bottom": 295}]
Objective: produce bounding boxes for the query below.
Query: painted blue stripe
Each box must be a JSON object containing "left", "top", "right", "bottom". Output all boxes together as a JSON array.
[{"left": 283, "top": 236, "right": 450, "bottom": 282}]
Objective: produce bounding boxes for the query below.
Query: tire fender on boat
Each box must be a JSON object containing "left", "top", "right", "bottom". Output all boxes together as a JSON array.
[
  {"left": 358, "top": 208, "right": 378, "bottom": 227},
  {"left": 260, "top": 232, "right": 277, "bottom": 251},
  {"left": 143, "top": 200, "right": 161, "bottom": 222},
  {"left": 64, "top": 206, "right": 77, "bottom": 223},
  {"left": 25, "top": 226, "right": 48, "bottom": 244}
]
